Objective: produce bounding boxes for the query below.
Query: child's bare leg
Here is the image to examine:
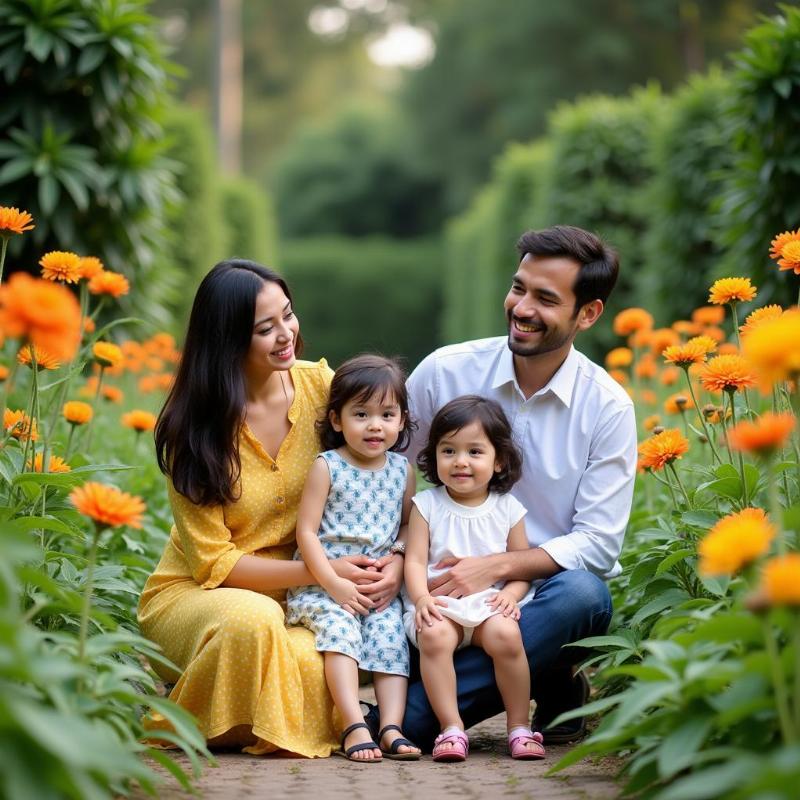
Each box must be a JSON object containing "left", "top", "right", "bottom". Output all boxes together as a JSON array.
[
  {"left": 472, "top": 615, "right": 537, "bottom": 750},
  {"left": 417, "top": 617, "right": 463, "bottom": 752},
  {"left": 324, "top": 652, "right": 381, "bottom": 761},
  {"left": 373, "top": 673, "right": 421, "bottom": 755}
]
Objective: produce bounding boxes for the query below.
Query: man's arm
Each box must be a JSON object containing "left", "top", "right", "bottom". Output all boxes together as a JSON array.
[{"left": 405, "top": 351, "right": 438, "bottom": 466}]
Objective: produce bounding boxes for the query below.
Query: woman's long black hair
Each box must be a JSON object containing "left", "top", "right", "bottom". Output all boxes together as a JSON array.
[{"left": 155, "top": 259, "right": 303, "bottom": 506}]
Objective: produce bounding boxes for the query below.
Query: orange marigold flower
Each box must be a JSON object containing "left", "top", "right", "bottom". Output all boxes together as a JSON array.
[
  {"left": 699, "top": 355, "right": 757, "bottom": 394},
  {"left": 102, "top": 385, "right": 124, "bottom": 403},
  {"left": 663, "top": 339, "right": 710, "bottom": 368},
  {"left": 122, "top": 410, "right": 157, "bottom": 432},
  {"left": 717, "top": 342, "right": 739, "bottom": 356},
  {"left": 0, "top": 273, "right": 81, "bottom": 361},
  {"left": 88, "top": 270, "right": 130, "bottom": 298},
  {"left": 762, "top": 554, "right": 800, "bottom": 606},
  {"left": 643, "top": 414, "right": 661, "bottom": 431},
  {"left": 692, "top": 306, "right": 725, "bottom": 326},
  {"left": 672, "top": 320, "right": 701, "bottom": 338},
  {"left": 83, "top": 316, "right": 96, "bottom": 334},
  {"left": 0, "top": 206, "right": 34, "bottom": 235},
  {"left": 39, "top": 251, "right": 82, "bottom": 283},
  {"left": 605, "top": 347, "right": 633, "bottom": 368},
  {"left": 3, "top": 408, "right": 37, "bottom": 441},
  {"left": 659, "top": 366, "right": 681, "bottom": 386},
  {"left": 27, "top": 453, "right": 71, "bottom": 473},
  {"left": 740, "top": 305, "right": 783, "bottom": 338},
  {"left": 156, "top": 373, "right": 174, "bottom": 390},
  {"left": 70, "top": 482, "right": 145, "bottom": 529},
  {"left": 638, "top": 428, "right": 689, "bottom": 471},
  {"left": 63, "top": 400, "right": 93, "bottom": 425},
  {"left": 701, "top": 326, "right": 726, "bottom": 344},
  {"left": 698, "top": 508, "right": 774, "bottom": 576},
  {"left": 742, "top": 308, "right": 800, "bottom": 389},
  {"left": 0, "top": 365, "right": 8, "bottom": 381},
  {"left": 664, "top": 392, "right": 693, "bottom": 415},
  {"left": 649, "top": 328, "right": 680, "bottom": 355},
  {"left": 628, "top": 328, "right": 653, "bottom": 349},
  {"left": 639, "top": 389, "right": 657, "bottom": 405},
  {"left": 728, "top": 412, "right": 796, "bottom": 457},
  {"left": 613, "top": 308, "right": 654, "bottom": 336},
  {"left": 635, "top": 354, "right": 658, "bottom": 379},
  {"left": 770, "top": 230, "right": 800, "bottom": 260},
  {"left": 709, "top": 277, "right": 757, "bottom": 305},
  {"left": 93, "top": 341, "right": 124, "bottom": 369},
  {"left": 138, "top": 375, "right": 158, "bottom": 393},
  {"left": 77, "top": 256, "right": 104, "bottom": 279},
  {"left": 608, "top": 369, "right": 628, "bottom": 385},
  {"left": 17, "top": 344, "right": 60, "bottom": 371},
  {"left": 777, "top": 240, "right": 800, "bottom": 275}
]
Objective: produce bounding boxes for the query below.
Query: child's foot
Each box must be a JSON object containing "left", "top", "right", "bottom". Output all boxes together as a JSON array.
[
  {"left": 338, "top": 722, "right": 382, "bottom": 762},
  {"left": 432, "top": 726, "right": 468, "bottom": 762},
  {"left": 508, "top": 726, "right": 545, "bottom": 760},
  {"left": 378, "top": 725, "right": 421, "bottom": 760}
]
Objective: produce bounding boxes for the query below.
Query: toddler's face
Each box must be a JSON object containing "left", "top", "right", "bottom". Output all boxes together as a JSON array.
[
  {"left": 435, "top": 421, "right": 500, "bottom": 502},
  {"left": 330, "top": 391, "right": 404, "bottom": 466}
]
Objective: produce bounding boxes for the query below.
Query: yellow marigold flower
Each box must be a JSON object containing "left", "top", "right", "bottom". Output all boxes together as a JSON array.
[
  {"left": 728, "top": 412, "right": 796, "bottom": 457},
  {"left": 27, "top": 453, "right": 71, "bottom": 473},
  {"left": 698, "top": 508, "right": 774, "bottom": 576},
  {"left": 0, "top": 206, "right": 34, "bottom": 236},
  {"left": 39, "top": 251, "right": 82, "bottom": 283},
  {"left": 742, "top": 308, "right": 800, "bottom": 389},
  {"left": 78, "top": 256, "right": 104, "bottom": 279},
  {"left": 102, "top": 385, "right": 124, "bottom": 403},
  {"left": 643, "top": 414, "right": 661, "bottom": 431},
  {"left": 122, "top": 410, "right": 157, "bottom": 432},
  {"left": 635, "top": 354, "right": 657, "bottom": 379},
  {"left": 17, "top": 344, "right": 60, "bottom": 371},
  {"left": 687, "top": 335, "right": 718, "bottom": 354},
  {"left": 663, "top": 339, "right": 709, "bottom": 368},
  {"left": 608, "top": 369, "right": 628, "bottom": 385},
  {"left": 0, "top": 273, "right": 82, "bottom": 361},
  {"left": 613, "top": 308, "right": 654, "bottom": 336},
  {"left": 92, "top": 341, "right": 124, "bottom": 369},
  {"left": 672, "top": 320, "right": 702, "bottom": 338},
  {"left": 691, "top": 306, "right": 725, "bottom": 326},
  {"left": 659, "top": 366, "right": 680, "bottom": 386},
  {"left": 638, "top": 428, "right": 689, "bottom": 471},
  {"left": 777, "top": 240, "right": 800, "bottom": 275},
  {"left": 740, "top": 305, "right": 783, "bottom": 338},
  {"left": 88, "top": 270, "right": 130, "bottom": 298},
  {"left": 605, "top": 347, "right": 633, "bottom": 368},
  {"left": 63, "top": 400, "right": 93, "bottom": 425},
  {"left": 762, "top": 554, "right": 800, "bottom": 606},
  {"left": 664, "top": 392, "right": 693, "bottom": 415},
  {"left": 699, "top": 355, "right": 757, "bottom": 394},
  {"left": 70, "top": 482, "right": 145, "bottom": 529},
  {"left": 709, "top": 277, "right": 757, "bottom": 305},
  {"left": 3, "top": 408, "right": 37, "bottom": 441}
]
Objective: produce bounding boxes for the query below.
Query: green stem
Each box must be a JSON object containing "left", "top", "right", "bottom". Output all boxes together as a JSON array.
[
  {"left": 77, "top": 526, "right": 101, "bottom": 667},
  {"left": 767, "top": 456, "right": 786, "bottom": 555},
  {"left": 668, "top": 461, "right": 692, "bottom": 508},
  {"left": 763, "top": 617, "right": 797, "bottom": 744},
  {"left": 728, "top": 392, "right": 749, "bottom": 507},
  {"left": 0, "top": 236, "right": 8, "bottom": 284},
  {"left": 684, "top": 368, "right": 722, "bottom": 465},
  {"left": 730, "top": 303, "right": 752, "bottom": 416},
  {"left": 652, "top": 468, "right": 681, "bottom": 513},
  {"left": 64, "top": 425, "right": 76, "bottom": 461},
  {"left": 82, "top": 367, "right": 105, "bottom": 453}
]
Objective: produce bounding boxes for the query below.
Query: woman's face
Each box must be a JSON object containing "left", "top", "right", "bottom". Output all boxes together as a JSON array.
[{"left": 244, "top": 281, "right": 300, "bottom": 377}]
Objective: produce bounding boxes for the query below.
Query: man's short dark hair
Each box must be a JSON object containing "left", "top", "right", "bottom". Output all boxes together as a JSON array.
[{"left": 516, "top": 225, "right": 619, "bottom": 313}]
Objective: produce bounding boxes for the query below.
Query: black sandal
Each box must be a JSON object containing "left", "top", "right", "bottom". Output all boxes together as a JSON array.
[
  {"left": 378, "top": 724, "right": 422, "bottom": 761},
  {"left": 334, "top": 722, "right": 383, "bottom": 763}
]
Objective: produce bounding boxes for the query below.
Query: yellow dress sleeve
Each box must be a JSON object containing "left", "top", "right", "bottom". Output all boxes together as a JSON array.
[{"left": 167, "top": 481, "right": 246, "bottom": 589}]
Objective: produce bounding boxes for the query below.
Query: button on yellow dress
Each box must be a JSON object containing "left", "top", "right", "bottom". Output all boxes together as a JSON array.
[{"left": 138, "top": 359, "right": 340, "bottom": 757}]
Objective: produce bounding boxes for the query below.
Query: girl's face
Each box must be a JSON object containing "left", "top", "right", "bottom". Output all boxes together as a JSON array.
[
  {"left": 436, "top": 421, "right": 501, "bottom": 503},
  {"left": 330, "top": 390, "right": 405, "bottom": 467},
  {"left": 244, "top": 282, "right": 300, "bottom": 378}
]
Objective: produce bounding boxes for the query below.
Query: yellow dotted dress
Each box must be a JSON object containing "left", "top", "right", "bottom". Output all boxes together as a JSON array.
[{"left": 137, "top": 359, "right": 340, "bottom": 757}]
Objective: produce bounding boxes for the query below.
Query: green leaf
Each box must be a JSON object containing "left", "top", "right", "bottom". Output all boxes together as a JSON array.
[
  {"left": 38, "top": 173, "right": 60, "bottom": 215},
  {"left": 680, "top": 509, "right": 718, "bottom": 529},
  {"left": 656, "top": 717, "right": 714, "bottom": 780},
  {"left": 0, "top": 156, "right": 33, "bottom": 184},
  {"left": 655, "top": 548, "right": 696, "bottom": 575},
  {"left": 657, "top": 757, "right": 761, "bottom": 800},
  {"left": 630, "top": 589, "right": 690, "bottom": 627},
  {"left": 77, "top": 43, "right": 107, "bottom": 75}
]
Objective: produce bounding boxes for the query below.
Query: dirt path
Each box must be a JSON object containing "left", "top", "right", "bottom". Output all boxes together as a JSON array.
[{"left": 138, "top": 692, "right": 620, "bottom": 799}]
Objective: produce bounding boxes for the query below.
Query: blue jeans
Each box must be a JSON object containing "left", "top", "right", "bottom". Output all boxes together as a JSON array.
[{"left": 398, "top": 569, "right": 612, "bottom": 750}]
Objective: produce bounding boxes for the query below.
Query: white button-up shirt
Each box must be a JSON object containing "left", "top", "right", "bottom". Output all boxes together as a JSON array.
[{"left": 406, "top": 337, "right": 637, "bottom": 579}]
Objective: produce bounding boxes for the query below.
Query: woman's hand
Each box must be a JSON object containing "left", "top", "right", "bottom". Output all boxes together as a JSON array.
[
  {"left": 487, "top": 589, "right": 521, "bottom": 620},
  {"left": 359, "top": 554, "right": 404, "bottom": 612},
  {"left": 414, "top": 594, "right": 448, "bottom": 630},
  {"left": 324, "top": 576, "right": 374, "bottom": 616}
]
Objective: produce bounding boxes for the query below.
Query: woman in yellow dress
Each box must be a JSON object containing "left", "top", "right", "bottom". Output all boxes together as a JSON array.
[{"left": 138, "top": 260, "right": 405, "bottom": 757}]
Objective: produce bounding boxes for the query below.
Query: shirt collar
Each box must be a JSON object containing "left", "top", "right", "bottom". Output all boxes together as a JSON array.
[{"left": 491, "top": 343, "right": 579, "bottom": 408}]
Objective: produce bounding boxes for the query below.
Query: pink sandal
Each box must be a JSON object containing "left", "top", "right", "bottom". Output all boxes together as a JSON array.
[
  {"left": 508, "top": 727, "right": 545, "bottom": 760},
  {"left": 432, "top": 728, "right": 469, "bottom": 762}
]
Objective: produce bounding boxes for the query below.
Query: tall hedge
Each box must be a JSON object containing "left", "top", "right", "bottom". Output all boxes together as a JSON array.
[
  {"left": 280, "top": 237, "right": 442, "bottom": 371},
  {"left": 715, "top": 5, "right": 800, "bottom": 302},
  {"left": 0, "top": 0, "right": 180, "bottom": 325},
  {"left": 220, "top": 176, "right": 277, "bottom": 267}
]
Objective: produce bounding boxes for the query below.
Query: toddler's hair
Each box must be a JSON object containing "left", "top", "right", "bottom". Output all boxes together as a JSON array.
[
  {"left": 417, "top": 395, "right": 522, "bottom": 493},
  {"left": 317, "top": 354, "right": 416, "bottom": 451}
]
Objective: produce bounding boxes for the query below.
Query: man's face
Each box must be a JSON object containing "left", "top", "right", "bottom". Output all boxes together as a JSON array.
[{"left": 503, "top": 254, "right": 584, "bottom": 358}]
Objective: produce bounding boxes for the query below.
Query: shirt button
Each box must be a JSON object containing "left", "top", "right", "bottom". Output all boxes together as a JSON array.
[
  {"left": 276, "top": 496, "right": 285, "bottom": 504},
  {"left": 271, "top": 464, "right": 279, "bottom": 472}
]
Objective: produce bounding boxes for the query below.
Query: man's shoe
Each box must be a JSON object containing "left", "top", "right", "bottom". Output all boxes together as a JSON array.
[{"left": 532, "top": 670, "right": 590, "bottom": 745}]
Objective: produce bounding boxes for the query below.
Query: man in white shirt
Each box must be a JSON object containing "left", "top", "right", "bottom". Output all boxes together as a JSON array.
[{"left": 399, "top": 225, "right": 637, "bottom": 749}]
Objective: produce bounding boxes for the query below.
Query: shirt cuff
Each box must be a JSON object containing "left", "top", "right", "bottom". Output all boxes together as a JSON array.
[
  {"left": 201, "top": 549, "right": 246, "bottom": 589},
  {"left": 539, "top": 536, "right": 585, "bottom": 572}
]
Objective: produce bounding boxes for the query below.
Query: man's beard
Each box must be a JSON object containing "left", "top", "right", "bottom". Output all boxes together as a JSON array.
[{"left": 506, "top": 313, "right": 575, "bottom": 357}]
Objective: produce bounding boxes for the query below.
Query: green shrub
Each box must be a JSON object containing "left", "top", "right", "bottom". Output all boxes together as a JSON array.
[
  {"left": 0, "top": 0, "right": 181, "bottom": 326},
  {"left": 279, "top": 236, "right": 442, "bottom": 370},
  {"left": 220, "top": 176, "right": 278, "bottom": 266},
  {"left": 714, "top": 5, "right": 800, "bottom": 302}
]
